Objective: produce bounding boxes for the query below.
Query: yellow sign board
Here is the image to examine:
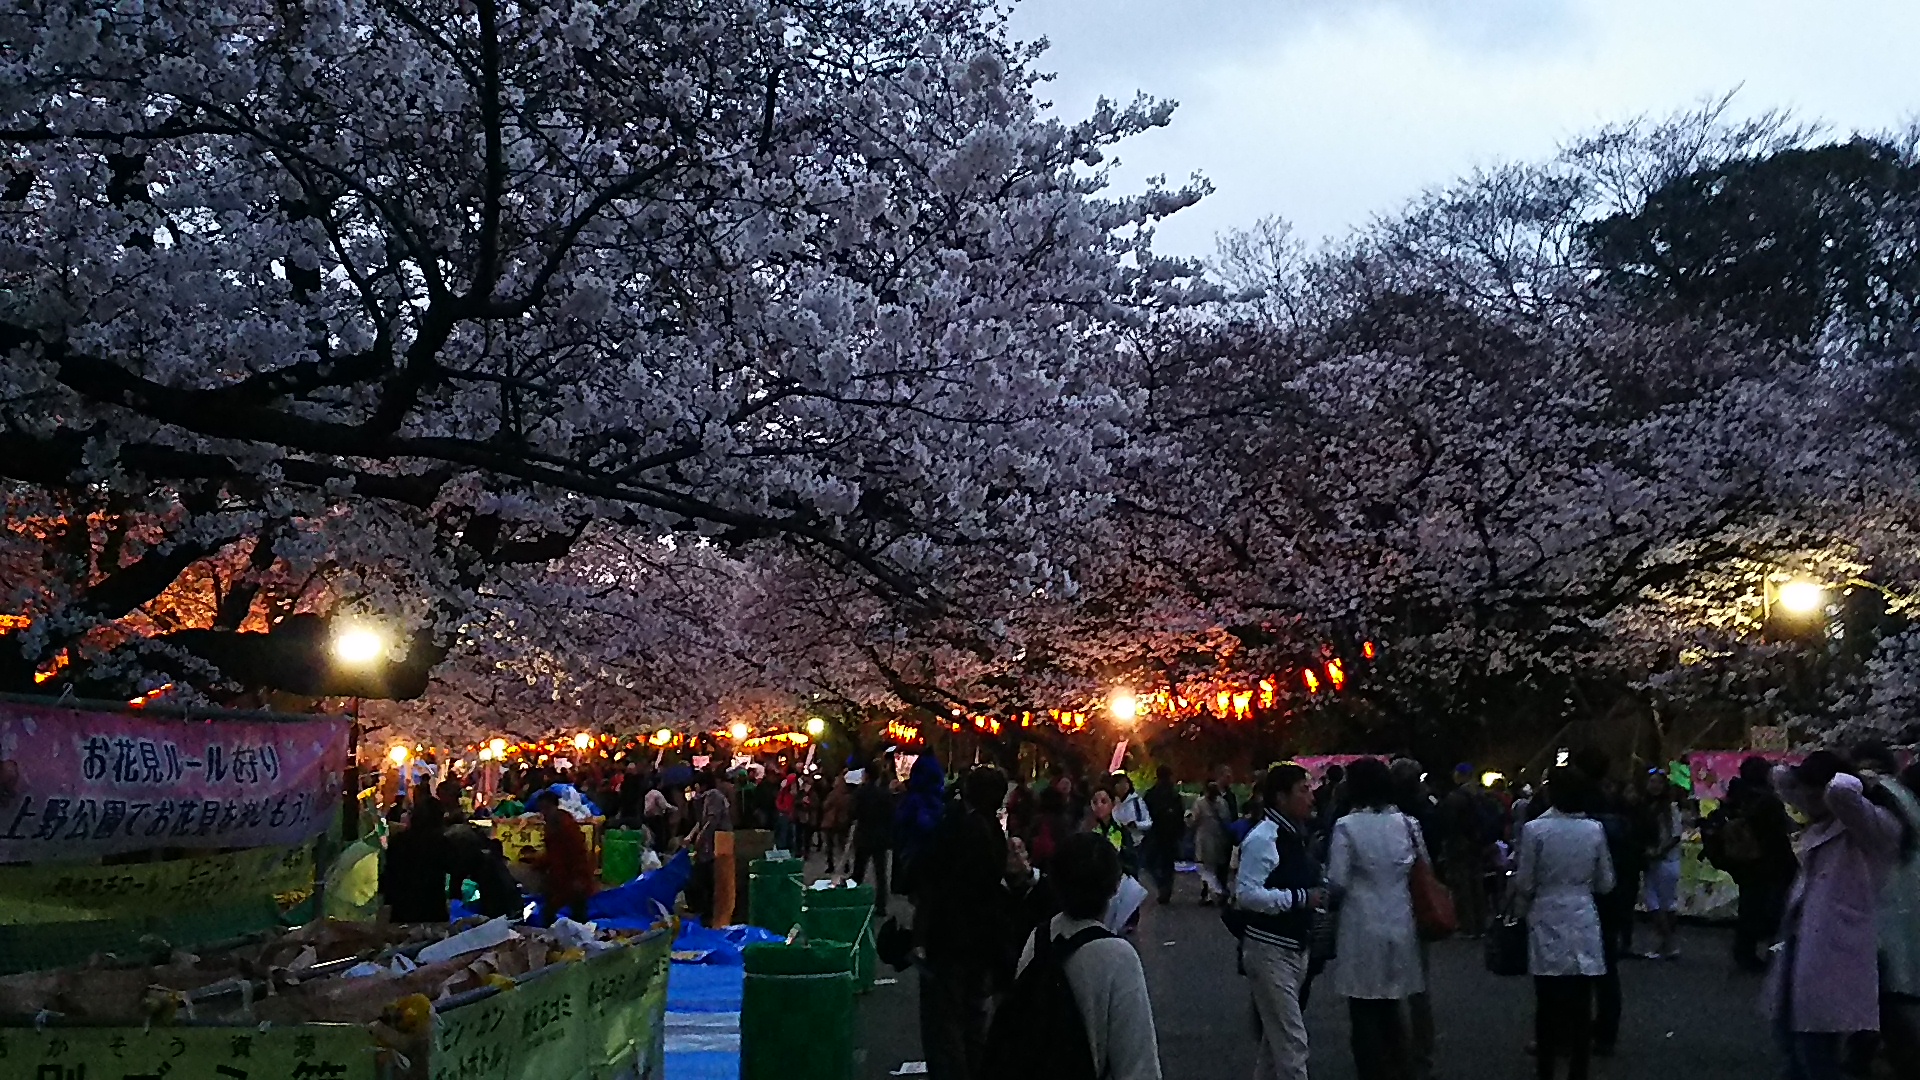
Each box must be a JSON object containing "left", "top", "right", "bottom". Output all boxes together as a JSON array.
[{"left": 0, "top": 843, "right": 313, "bottom": 925}]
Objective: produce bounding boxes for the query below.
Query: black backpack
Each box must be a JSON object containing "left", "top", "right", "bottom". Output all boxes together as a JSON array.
[{"left": 982, "top": 925, "right": 1113, "bottom": 1080}]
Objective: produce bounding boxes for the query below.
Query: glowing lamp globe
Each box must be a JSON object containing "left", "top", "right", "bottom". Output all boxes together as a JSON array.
[
  {"left": 332, "top": 625, "right": 386, "bottom": 666},
  {"left": 1777, "top": 580, "right": 1826, "bottom": 616}
]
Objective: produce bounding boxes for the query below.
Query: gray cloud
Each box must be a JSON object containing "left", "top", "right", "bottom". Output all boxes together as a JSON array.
[{"left": 1009, "top": 0, "right": 1920, "bottom": 254}]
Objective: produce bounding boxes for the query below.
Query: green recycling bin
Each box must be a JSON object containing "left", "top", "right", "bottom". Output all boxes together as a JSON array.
[
  {"left": 748, "top": 857, "right": 806, "bottom": 935},
  {"left": 601, "top": 829, "right": 646, "bottom": 885},
  {"left": 741, "top": 942, "right": 856, "bottom": 1080},
  {"left": 800, "top": 884, "right": 878, "bottom": 993}
]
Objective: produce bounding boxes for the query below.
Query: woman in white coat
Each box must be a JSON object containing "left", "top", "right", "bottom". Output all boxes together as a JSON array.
[
  {"left": 1327, "top": 757, "right": 1427, "bottom": 1080},
  {"left": 1513, "top": 766, "right": 1617, "bottom": 1080}
]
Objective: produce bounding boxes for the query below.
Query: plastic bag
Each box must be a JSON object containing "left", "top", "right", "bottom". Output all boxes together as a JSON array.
[{"left": 1104, "top": 874, "right": 1149, "bottom": 932}]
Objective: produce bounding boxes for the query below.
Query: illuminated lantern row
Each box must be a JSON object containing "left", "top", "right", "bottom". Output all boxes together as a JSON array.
[{"left": 127, "top": 683, "right": 175, "bottom": 708}]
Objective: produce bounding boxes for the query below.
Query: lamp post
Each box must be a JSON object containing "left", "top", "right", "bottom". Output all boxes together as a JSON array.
[{"left": 331, "top": 623, "right": 390, "bottom": 841}]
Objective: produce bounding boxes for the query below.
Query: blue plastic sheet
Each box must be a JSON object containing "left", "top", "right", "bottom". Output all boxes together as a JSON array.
[
  {"left": 670, "top": 918, "right": 785, "bottom": 966},
  {"left": 449, "top": 849, "right": 692, "bottom": 927},
  {"left": 666, "top": 963, "right": 744, "bottom": 1080}
]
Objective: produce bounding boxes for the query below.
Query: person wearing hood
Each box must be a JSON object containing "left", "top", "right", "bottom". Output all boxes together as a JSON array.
[
  {"left": 894, "top": 752, "right": 948, "bottom": 900},
  {"left": 1768, "top": 751, "right": 1905, "bottom": 1080}
]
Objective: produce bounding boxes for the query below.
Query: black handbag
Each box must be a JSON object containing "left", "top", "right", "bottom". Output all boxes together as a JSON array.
[
  {"left": 1484, "top": 915, "right": 1529, "bottom": 976},
  {"left": 1309, "top": 905, "right": 1339, "bottom": 965}
]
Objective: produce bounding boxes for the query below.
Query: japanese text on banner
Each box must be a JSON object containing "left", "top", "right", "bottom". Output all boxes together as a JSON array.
[
  {"left": 2, "top": 1021, "right": 375, "bottom": 1080},
  {"left": 0, "top": 701, "right": 347, "bottom": 862}
]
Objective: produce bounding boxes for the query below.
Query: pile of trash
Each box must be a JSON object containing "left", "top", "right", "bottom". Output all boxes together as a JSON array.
[{"left": 0, "top": 912, "right": 664, "bottom": 1044}]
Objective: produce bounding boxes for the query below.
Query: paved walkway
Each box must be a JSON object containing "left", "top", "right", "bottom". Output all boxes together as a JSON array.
[{"left": 855, "top": 883, "right": 1778, "bottom": 1080}]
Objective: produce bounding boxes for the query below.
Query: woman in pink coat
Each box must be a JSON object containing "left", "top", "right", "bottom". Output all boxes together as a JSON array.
[{"left": 1768, "top": 752, "right": 1905, "bottom": 1080}]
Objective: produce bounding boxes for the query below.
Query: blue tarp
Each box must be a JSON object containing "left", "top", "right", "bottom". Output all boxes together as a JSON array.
[
  {"left": 670, "top": 918, "right": 785, "bottom": 965},
  {"left": 666, "top": 962, "right": 744, "bottom": 1080},
  {"left": 450, "top": 850, "right": 693, "bottom": 928}
]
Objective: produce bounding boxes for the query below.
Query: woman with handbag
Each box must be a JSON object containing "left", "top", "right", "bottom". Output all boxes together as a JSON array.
[
  {"left": 1513, "top": 767, "right": 1616, "bottom": 1080},
  {"left": 1327, "top": 757, "right": 1427, "bottom": 1080}
]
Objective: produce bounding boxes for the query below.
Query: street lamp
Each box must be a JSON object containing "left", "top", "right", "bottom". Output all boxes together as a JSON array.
[
  {"left": 1776, "top": 579, "right": 1827, "bottom": 616},
  {"left": 331, "top": 624, "right": 388, "bottom": 666},
  {"left": 387, "top": 744, "right": 411, "bottom": 766},
  {"left": 572, "top": 732, "right": 593, "bottom": 751},
  {"left": 806, "top": 717, "right": 827, "bottom": 738},
  {"left": 331, "top": 622, "right": 392, "bottom": 845},
  {"left": 728, "top": 721, "right": 750, "bottom": 741},
  {"left": 1108, "top": 688, "right": 1139, "bottom": 727}
]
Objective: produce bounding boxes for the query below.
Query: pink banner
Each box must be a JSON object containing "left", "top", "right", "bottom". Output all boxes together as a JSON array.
[
  {"left": 1688, "top": 751, "right": 1803, "bottom": 802},
  {"left": 1293, "top": 755, "right": 1366, "bottom": 782},
  {"left": 0, "top": 702, "right": 347, "bottom": 862}
]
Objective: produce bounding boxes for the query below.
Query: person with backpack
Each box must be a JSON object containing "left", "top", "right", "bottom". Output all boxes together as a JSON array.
[
  {"left": 916, "top": 765, "right": 1033, "bottom": 1080},
  {"left": 987, "top": 831, "right": 1162, "bottom": 1080},
  {"left": 1234, "top": 762, "right": 1324, "bottom": 1080}
]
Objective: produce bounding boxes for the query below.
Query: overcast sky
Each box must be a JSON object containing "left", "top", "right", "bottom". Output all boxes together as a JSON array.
[{"left": 1008, "top": 0, "right": 1920, "bottom": 255}]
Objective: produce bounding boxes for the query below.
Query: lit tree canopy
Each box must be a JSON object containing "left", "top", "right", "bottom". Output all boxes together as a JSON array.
[{"left": 0, "top": 0, "right": 1205, "bottom": 697}]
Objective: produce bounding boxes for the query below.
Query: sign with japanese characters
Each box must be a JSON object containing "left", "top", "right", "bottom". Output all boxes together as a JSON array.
[
  {"left": 0, "top": 842, "right": 314, "bottom": 925},
  {"left": 2, "top": 1021, "right": 375, "bottom": 1080},
  {"left": 430, "top": 928, "right": 671, "bottom": 1080},
  {"left": 0, "top": 701, "right": 347, "bottom": 862},
  {"left": 488, "top": 816, "right": 599, "bottom": 862}
]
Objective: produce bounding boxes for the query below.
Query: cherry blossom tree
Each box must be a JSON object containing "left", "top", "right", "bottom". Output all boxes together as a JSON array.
[{"left": 0, "top": 0, "right": 1206, "bottom": 698}]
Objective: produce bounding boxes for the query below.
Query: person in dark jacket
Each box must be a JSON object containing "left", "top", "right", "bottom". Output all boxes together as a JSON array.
[
  {"left": 382, "top": 796, "right": 455, "bottom": 922},
  {"left": 1143, "top": 766, "right": 1185, "bottom": 905},
  {"left": 1705, "top": 756, "right": 1799, "bottom": 972},
  {"left": 852, "top": 761, "right": 897, "bottom": 912},
  {"left": 915, "top": 765, "right": 1032, "bottom": 1080},
  {"left": 894, "top": 753, "right": 947, "bottom": 899},
  {"left": 1235, "top": 762, "right": 1324, "bottom": 1080},
  {"left": 1572, "top": 748, "right": 1636, "bottom": 1055}
]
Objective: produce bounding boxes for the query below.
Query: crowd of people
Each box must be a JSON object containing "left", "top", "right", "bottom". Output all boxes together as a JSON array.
[
  {"left": 769, "top": 744, "right": 1920, "bottom": 1080},
  {"left": 372, "top": 739, "right": 1920, "bottom": 1080}
]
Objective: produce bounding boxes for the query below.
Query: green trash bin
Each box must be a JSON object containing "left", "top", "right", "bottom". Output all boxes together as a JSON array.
[
  {"left": 800, "top": 885, "right": 877, "bottom": 993},
  {"left": 749, "top": 857, "right": 806, "bottom": 936},
  {"left": 741, "top": 943, "right": 857, "bottom": 1080},
  {"left": 601, "top": 829, "right": 646, "bottom": 885}
]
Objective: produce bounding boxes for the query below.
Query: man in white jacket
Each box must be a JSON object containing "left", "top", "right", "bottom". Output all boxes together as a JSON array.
[{"left": 1234, "top": 763, "right": 1325, "bottom": 1080}]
